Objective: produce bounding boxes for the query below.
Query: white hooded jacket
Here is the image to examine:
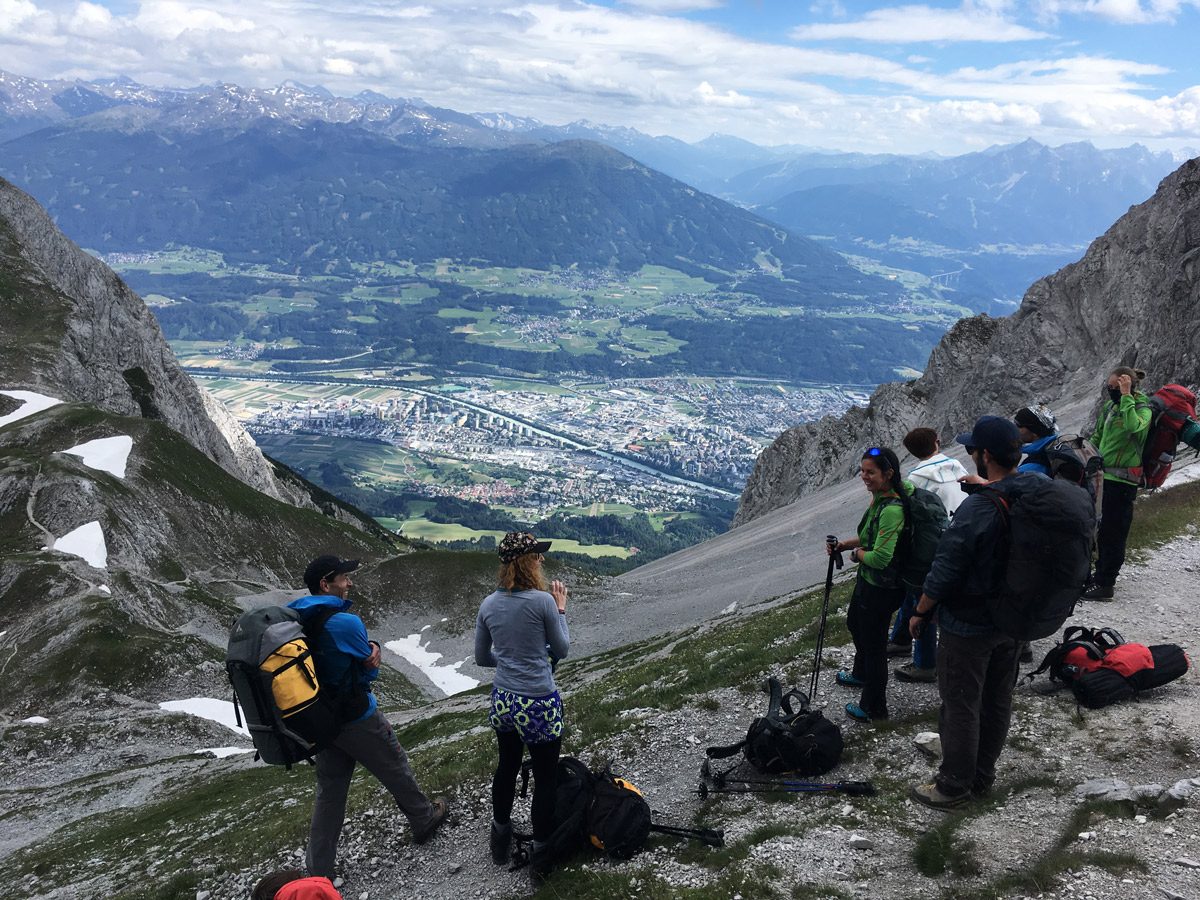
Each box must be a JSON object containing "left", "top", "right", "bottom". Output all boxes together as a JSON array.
[{"left": 908, "top": 453, "right": 969, "bottom": 516}]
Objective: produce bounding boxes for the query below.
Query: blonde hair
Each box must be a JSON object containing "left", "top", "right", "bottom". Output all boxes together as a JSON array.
[
  {"left": 1110, "top": 366, "right": 1146, "bottom": 385},
  {"left": 498, "top": 554, "right": 546, "bottom": 592}
]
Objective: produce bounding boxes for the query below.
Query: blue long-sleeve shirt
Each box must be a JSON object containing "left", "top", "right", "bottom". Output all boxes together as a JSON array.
[
  {"left": 288, "top": 594, "right": 377, "bottom": 721},
  {"left": 475, "top": 589, "right": 570, "bottom": 697}
]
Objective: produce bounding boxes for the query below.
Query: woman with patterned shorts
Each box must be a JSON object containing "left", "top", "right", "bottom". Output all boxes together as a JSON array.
[{"left": 474, "top": 531, "right": 570, "bottom": 878}]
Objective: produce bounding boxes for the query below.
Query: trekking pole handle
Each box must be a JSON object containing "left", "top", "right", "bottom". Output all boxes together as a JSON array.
[{"left": 826, "top": 535, "right": 844, "bottom": 570}]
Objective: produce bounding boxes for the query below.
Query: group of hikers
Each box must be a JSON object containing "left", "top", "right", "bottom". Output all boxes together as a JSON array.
[{"left": 249, "top": 363, "right": 1191, "bottom": 898}]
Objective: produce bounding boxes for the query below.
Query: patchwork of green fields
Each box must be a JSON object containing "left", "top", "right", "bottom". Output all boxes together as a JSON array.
[{"left": 377, "top": 517, "right": 632, "bottom": 558}]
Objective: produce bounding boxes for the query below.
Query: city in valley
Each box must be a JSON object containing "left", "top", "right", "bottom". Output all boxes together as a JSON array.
[{"left": 197, "top": 365, "right": 871, "bottom": 549}]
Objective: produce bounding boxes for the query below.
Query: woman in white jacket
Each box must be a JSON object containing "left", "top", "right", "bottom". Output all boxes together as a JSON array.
[{"left": 888, "top": 428, "right": 968, "bottom": 681}]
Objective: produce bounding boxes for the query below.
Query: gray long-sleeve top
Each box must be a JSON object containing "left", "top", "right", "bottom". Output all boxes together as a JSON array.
[
  {"left": 474, "top": 589, "right": 570, "bottom": 697},
  {"left": 922, "top": 471, "right": 1046, "bottom": 632}
]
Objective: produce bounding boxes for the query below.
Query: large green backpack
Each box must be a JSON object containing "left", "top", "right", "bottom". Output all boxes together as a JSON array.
[{"left": 899, "top": 487, "right": 950, "bottom": 593}]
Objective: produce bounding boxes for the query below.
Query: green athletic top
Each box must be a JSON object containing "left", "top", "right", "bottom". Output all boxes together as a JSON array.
[
  {"left": 1093, "top": 392, "right": 1152, "bottom": 485},
  {"left": 855, "top": 481, "right": 912, "bottom": 588}
]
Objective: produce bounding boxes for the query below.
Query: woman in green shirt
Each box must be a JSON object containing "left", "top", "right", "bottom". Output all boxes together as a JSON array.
[
  {"left": 828, "top": 446, "right": 911, "bottom": 721},
  {"left": 1083, "top": 366, "right": 1152, "bottom": 601}
]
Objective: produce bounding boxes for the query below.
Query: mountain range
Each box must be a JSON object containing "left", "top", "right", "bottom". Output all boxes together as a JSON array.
[{"left": 0, "top": 69, "right": 1186, "bottom": 309}]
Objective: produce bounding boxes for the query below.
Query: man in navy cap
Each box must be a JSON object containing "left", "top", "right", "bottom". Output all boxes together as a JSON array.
[
  {"left": 290, "top": 555, "right": 449, "bottom": 877},
  {"left": 905, "top": 416, "right": 1045, "bottom": 810}
]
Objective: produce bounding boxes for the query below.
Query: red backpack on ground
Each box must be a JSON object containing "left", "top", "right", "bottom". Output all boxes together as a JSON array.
[{"left": 1140, "top": 384, "right": 1197, "bottom": 488}]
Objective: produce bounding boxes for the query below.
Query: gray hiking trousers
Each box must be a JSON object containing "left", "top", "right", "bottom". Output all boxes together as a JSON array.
[{"left": 306, "top": 709, "right": 436, "bottom": 877}]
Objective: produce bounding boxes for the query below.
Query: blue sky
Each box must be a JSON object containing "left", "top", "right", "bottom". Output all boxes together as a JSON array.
[{"left": 1, "top": 0, "right": 1197, "bottom": 153}]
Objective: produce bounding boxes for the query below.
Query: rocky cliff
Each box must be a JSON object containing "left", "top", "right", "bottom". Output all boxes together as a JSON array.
[
  {"left": 0, "top": 175, "right": 290, "bottom": 500},
  {"left": 735, "top": 157, "right": 1200, "bottom": 526}
]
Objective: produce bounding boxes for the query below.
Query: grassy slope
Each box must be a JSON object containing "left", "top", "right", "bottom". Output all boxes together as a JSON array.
[{"left": 2, "top": 479, "right": 1196, "bottom": 898}]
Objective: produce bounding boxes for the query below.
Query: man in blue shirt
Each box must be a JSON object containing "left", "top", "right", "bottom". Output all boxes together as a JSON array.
[
  {"left": 290, "top": 555, "right": 449, "bottom": 877},
  {"left": 1014, "top": 404, "right": 1059, "bottom": 475}
]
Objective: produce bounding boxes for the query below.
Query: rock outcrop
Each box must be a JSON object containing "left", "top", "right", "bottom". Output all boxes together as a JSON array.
[
  {"left": 0, "top": 175, "right": 288, "bottom": 499},
  {"left": 735, "top": 157, "right": 1200, "bottom": 526}
]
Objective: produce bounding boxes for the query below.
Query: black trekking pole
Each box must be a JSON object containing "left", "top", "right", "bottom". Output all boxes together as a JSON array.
[
  {"left": 810, "top": 536, "right": 844, "bottom": 700},
  {"left": 701, "top": 777, "right": 876, "bottom": 798}
]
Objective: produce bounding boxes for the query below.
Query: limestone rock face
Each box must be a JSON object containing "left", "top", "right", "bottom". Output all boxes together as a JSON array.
[
  {"left": 0, "top": 175, "right": 286, "bottom": 499},
  {"left": 735, "top": 158, "right": 1200, "bottom": 526}
]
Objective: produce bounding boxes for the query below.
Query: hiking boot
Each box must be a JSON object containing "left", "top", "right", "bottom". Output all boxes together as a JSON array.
[
  {"left": 845, "top": 702, "right": 886, "bottom": 722},
  {"left": 835, "top": 670, "right": 865, "bottom": 688},
  {"left": 910, "top": 782, "right": 970, "bottom": 811},
  {"left": 412, "top": 797, "right": 450, "bottom": 844},
  {"left": 1081, "top": 584, "right": 1115, "bottom": 602},
  {"left": 894, "top": 663, "right": 936, "bottom": 683},
  {"left": 490, "top": 819, "right": 512, "bottom": 864},
  {"left": 529, "top": 840, "right": 553, "bottom": 886},
  {"left": 886, "top": 640, "right": 912, "bottom": 658},
  {"left": 970, "top": 778, "right": 994, "bottom": 800}
]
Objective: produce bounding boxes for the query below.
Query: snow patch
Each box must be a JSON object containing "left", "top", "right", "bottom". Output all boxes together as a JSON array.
[
  {"left": 159, "top": 698, "right": 250, "bottom": 736},
  {"left": 54, "top": 521, "right": 108, "bottom": 568},
  {"left": 22, "top": 716, "right": 50, "bottom": 724},
  {"left": 1163, "top": 459, "right": 1200, "bottom": 489},
  {"left": 385, "top": 634, "right": 480, "bottom": 696},
  {"left": 0, "top": 390, "right": 62, "bottom": 427},
  {"left": 98, "top": 585, "right": 111, "bottom": 594},
  {"left": 61, "top": 435, "right": 134, "bottom": 478},
  {"left": 197, "top": 746, "right": 255, "bottom": 758}
]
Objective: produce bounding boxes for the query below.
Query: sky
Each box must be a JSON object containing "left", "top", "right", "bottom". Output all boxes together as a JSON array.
[{"left": 1, "top": 0, "right": 1198, "bottom": 153}]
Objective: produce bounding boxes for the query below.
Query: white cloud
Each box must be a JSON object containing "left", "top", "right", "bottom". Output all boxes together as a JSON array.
[
  {"left": 619, "top": 0, "right": 723, "bottom": 10},
  {"left": 0, "top": 0, "right": 1195, "bottom": 154},
  {"left": 1033, "top": 0, "right": 1197, "bottom": 22},
  {"left": 791, "top": 4, "right": 1054, "bottom": 41}
]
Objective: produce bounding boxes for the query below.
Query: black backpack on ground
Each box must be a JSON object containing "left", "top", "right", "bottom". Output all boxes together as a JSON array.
[
  {"left": 587, "top": 770, "right": 653, "bottom": 859},
  {"left": 983, "top": 479, "right": 1096, "bottom": 641},
  {"left": 704, "top": 677, "right": 843, "bottom": 777},
  {"left": 511, "top": 757, "right": 722, "bottom": 869},
  {"left": 1029, "top": 625, "right": 1191, "bottom": 709}
]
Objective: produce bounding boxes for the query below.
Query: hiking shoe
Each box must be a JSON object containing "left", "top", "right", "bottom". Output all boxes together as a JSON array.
[
  {"left": 412, "top": 797, "right": 450, "bottom": 844},
  {"left": 1081, "top": 584, "right": 1115, "bottom": 602},
  {"left": 845, "top": 702, "right": 886, "bottom": 722},
  {"left": 529, "top": 840, "right": 553, "bottom": 885},
  {"left": 836, "top": 670, "right": 865, "bottom": 688},
  {"left": 490, "top": 819, "right": 512, "bottom": 864},
  {"left": 970, "top": 779, "right": 994, "bottom": 800},
  {"left": 894, "top": 663, "right": 937, "bottom": 683},
  {"left": 910, "top": 782, "right": 970, "bottom": 811},
  {"left": 886, "top": 640, "right": 912, "bottom": 658}
]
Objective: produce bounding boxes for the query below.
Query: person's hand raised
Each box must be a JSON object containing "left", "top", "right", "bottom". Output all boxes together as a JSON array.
[{"left": 550, "top": 579, "right": 568, "bottom": 612}]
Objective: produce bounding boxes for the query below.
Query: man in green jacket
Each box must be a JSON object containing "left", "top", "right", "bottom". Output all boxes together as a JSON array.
[{"left": 1083, "top": 366, "right": 1151, "bottom": 601}]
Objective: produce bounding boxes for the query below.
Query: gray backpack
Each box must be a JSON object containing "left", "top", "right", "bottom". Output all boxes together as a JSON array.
[{"left": 226, "top": 605, "right": 341, "bottom": 767}]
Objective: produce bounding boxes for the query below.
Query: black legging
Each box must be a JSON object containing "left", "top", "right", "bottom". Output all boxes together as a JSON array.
[
  {"left": 847, "top": 574, "right": 905, "bottom": 716},
  {"left": 492, "top": 730, "right": 561, "bottom": 841}
]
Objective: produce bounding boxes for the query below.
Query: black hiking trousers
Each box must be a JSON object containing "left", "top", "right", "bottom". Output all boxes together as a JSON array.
[
  {"left": 847, "top": 574, "right": 905, "bottom": 717},
  {"left": 1094, "top": 479, "right": 1137, "bottom": 588},
  {"left": 935, "top": 628, "right": 1020, "bottom": 797},
  {"left": 493, "top": 730, "right": 561, "bottom": 842}
]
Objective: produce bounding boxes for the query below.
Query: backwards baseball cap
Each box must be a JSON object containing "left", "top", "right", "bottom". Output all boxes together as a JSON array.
[
  {"left": 956, "top": 415, "right": 1021, "bottom": 456},
  {"left": 304, "top": 555, "right": 360, "bottom": 593},
  {"left": 1014, "top": 404, "right": 1057, "bottom": 438},
  {"left": 497, "top": 531, "right": 552, "bottom": 564}
]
